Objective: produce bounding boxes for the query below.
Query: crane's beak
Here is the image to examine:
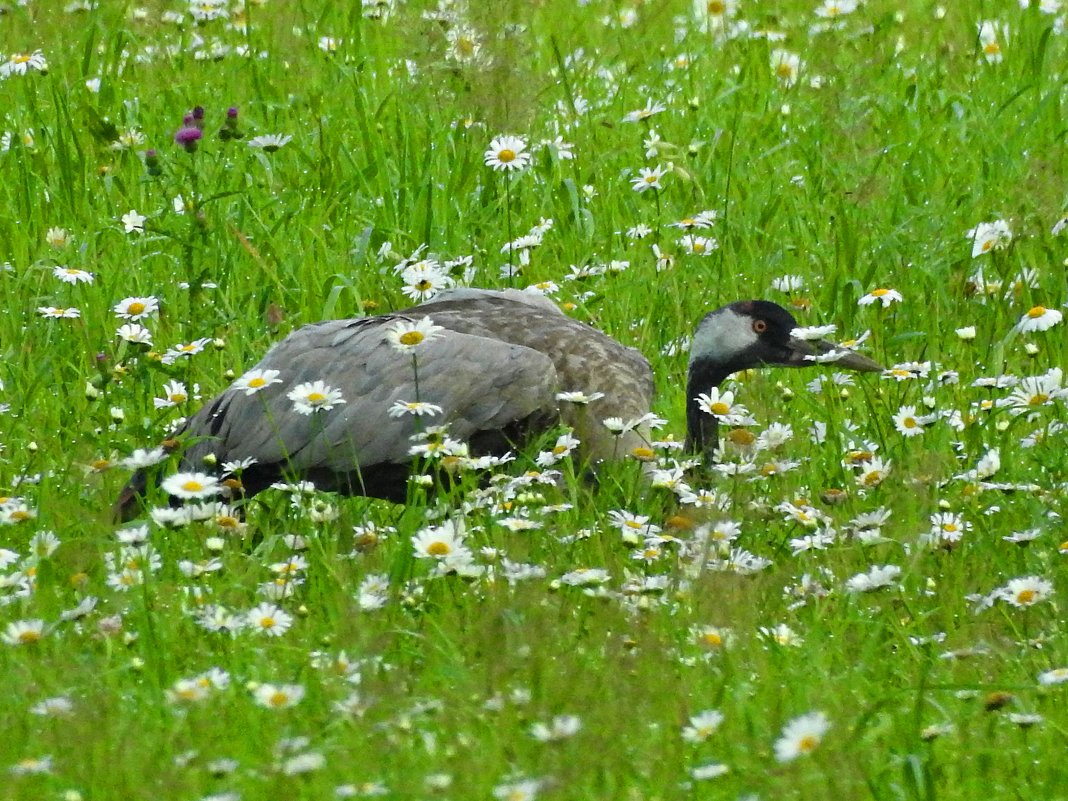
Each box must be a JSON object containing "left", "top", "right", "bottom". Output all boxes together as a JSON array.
[{"left": 781, "top": 336, "right": 884, "bottom": 373}]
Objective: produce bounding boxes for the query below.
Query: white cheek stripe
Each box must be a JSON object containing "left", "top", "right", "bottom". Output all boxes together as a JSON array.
[{"left": 689, "top": 309, "right": 758, "bottom": 364}]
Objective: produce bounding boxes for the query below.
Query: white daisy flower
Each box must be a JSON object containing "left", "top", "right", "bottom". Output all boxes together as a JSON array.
[
  {"left": 1016, "top": 305, "right": 1062, "bottom": 333},
  {"left": 773, "top": 711, "right": 830, "bottom": 762},
  {"left": 484, "top": 135, "right": 531, "bottom": 172},
  {"left": 231, "top": 369, "right": 283, "bottom": 395},
  {"left": 287, "top": 381, "right": 346, "bottom": 415},
  {"left": 160, "top": 471, "right": 222, "bottom": 499},
  {"left": 966, "top": 219, "right": 1012, "bottom": 257},
  {"left": 385, "top": 317, "right": 445, "bottom": 352}
]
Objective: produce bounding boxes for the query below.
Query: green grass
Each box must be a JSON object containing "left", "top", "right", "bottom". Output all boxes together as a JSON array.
[{"left": 1, "top": 0, "right": 1068, "bottom": 798}]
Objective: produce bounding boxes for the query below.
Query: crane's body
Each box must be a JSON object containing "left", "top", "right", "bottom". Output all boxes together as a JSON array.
[{"left": 116, "top": 289, "right": 882, "bottom": 518}]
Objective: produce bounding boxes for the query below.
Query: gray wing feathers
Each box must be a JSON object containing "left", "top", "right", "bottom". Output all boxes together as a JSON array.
[
  {"left": 421, "top": 287, "right": 563, "bottom": 315},
  {"left": 181, "top": 319, "right": 559, "bottom": 471},
  {"left": 180, "top": 292, "right": 656, "bottom": 474}
]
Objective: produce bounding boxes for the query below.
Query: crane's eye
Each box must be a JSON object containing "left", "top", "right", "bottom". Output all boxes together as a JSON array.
[{"left": 752, "top": 319, "right": 768, "bottom": 334}]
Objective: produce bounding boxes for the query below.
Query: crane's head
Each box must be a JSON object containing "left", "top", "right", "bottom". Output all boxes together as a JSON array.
[
  {"left": 689, "top": 300, "right": 883, "bottom": 376},
  {"left": 685, "top": 300, "right": 884, "bottom": 457}
]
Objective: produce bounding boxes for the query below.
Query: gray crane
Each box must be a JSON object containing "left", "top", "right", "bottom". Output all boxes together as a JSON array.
[{"left": 115, "top": 288, "right": 882, "bottom": 518}]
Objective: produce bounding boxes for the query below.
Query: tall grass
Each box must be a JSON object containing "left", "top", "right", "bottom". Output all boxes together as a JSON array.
[{"left": 1, "top": 0, "right": 1066, "bottom": 798}]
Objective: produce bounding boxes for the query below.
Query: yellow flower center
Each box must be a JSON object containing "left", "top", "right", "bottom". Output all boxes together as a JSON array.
[
  {"left": 552, "top": 445, "right": 568, "bottom": 455},
  {"left": 91, "top": 459, "right": 111, "bottom": 470},
  {"left": 14, "top": 54, "right": 31, "bottom": 64},
  {"left": 1027, "top": 306, "right": 1047, "bottom": 318},
  {"left": 903, "top": 417, "right": 917, "bottom": 428},
  {"left": 702, "top": 632, "right": 723, "bottom": 647},
  {"left": 18, "top": 629, "right": 41, "bottom": 644},
  {"left": 871, "top": 288, "right": 889, "bottom": 297},
  {"left": 306, "top": 392, "right": 326, "bottom": 403},
  {"left": 269, "top": 691, "right": 289, "bottom": 707},
  {"left": 497, "top": 148, "right": 516, "bottom": 163},
  {"left": 692, "top": 241, "right": 706, "bottom": 253},
  {"left": 169, "top": 393, "right": 187, "bottom": 403},
  {"left": 863, "top": 471, "right": 883, "bottom": 486},
  {"left": 1017, "top": 589, "right": 1036, "bottom": 604},
  {"left": 248, "top": 377, "right": 265, "bottom": 388},
  {"left": 631, "top": 446, "right": 655, "bottom": 460},
  {"left": 941, "top": 523, "right": 958, "bottom": 533},
  {"left": 798, "top": 734, "right": 819, "bottom": 753},
  {"left": 761, "top": 463, "right": 779, "bottom": 476},
  {"left": 1029, "top": 393, "right": 1049, "bottom": 406},
  {"left": 399, "top": 331, "right": 425, "bottom": 346},
  {"left": 260, "top": 616, "right": 276, "bottom": 629},
  {"left": 9, "top": 510, "right": 31, "bottom": 521},
  {"left": 427, "top": 541, "right": 451, "bottom": 556},
  {"left": 709, "top": 402, "right": 730, "bottom": 416},
  {"left": 217, "top": 516, "right": 240, "bottom": 529},
  {"left": 776, "top": 63, "right": 794, "bottom": 79},
  {"left": 728, "top": 429, "right": 756, "bottom": 446},
  {"left": 416, "top": 279, "right": 433, "bottom": 291},
  {"left": 127, "top": 302, "right": 146, "bottom": 315},
  {"left": 644, "top": 174, "right": 658, "bottom": 183},
  {"left": 984, "top": 42, "right": 1001, "bottom": 56},
  {"left": 707, "top": 0, "right": 725, "bottom": 13},
  {"left": 456, "top": 37, "right": 476, "bottom": 56},
  {"left": 181, "top": 480, "right": 204, "bottom": 493}
]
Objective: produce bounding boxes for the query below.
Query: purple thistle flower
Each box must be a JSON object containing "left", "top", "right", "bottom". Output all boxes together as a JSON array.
[
  {"left": 219, "top": 106, "right": 243, "bottom": 141},
  {"left": 174, "top": 126, "right": 203, "bottom": 152}
]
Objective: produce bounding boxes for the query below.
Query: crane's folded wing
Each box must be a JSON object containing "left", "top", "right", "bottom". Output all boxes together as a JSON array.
[{"left": 180, "top": 318, "right": 560, "bottom": 472}]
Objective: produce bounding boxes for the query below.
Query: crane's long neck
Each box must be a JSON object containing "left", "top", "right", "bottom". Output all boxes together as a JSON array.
[{"left": 685, "top": 356, "right": 733, "bottom": 461}]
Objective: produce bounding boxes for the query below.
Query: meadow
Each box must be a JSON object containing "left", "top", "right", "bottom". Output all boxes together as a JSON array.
[{"left": 2, "top": 0, "right": 1068, "bottom": 798}]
